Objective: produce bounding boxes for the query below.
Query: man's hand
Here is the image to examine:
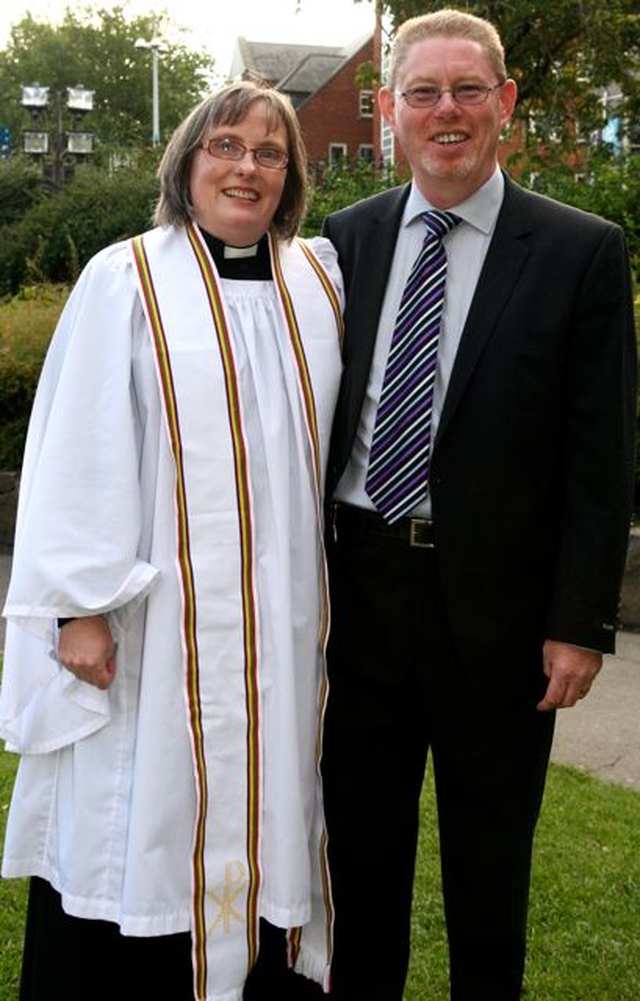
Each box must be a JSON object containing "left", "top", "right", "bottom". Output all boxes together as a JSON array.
[
  {"left": 58, "top": 615, "right": 117, "bottom": 690},
  {"left": 537, "top": 639, "right": 602, "bottom": 712}
]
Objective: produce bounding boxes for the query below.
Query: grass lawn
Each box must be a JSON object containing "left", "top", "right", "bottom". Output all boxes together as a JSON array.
[
  {"left": 0, "top": 746, "right": 25, "bottom": 1000},
  {"left": 406, "top": 766, "right": 640, "bottom": 999},
  {"left": 1, "top": 747, "right": 639, "bottom": 1001}
]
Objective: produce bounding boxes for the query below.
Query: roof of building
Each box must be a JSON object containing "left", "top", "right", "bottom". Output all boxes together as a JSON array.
[{"left": 230, "top": 34, "right": 372, "bottom": 103}]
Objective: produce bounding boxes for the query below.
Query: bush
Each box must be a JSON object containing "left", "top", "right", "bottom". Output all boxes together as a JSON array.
[
  {"left": 0, "top": 162, "right": 159, "bottom": 294},
  {"left": 302, "top": 159, "right": 400, "bottom": 236},
  {"left": 0, "top": 158, "right": 45, "bottom": 227},
  {"left": 0, "top": 284, "right": 69, "bottom": 468},
  {"left": 520, "top": 148, "right": 640, "bottom": 279}
]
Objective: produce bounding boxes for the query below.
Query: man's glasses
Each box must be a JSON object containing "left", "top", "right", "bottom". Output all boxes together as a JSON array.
[
  {"left": 202, "top": 137, "right": 289, "bottom": 170},
  {"left": 398, "top": 83, "right": 504, "bottom": 109}
]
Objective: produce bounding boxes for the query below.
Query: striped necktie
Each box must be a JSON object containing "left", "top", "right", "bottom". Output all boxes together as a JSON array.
[{"left": 365, "top": 209, "right": 460, "bottom": 523}]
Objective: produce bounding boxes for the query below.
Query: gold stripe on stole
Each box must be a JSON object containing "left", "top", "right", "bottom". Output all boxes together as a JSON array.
[
  {"left": 131, "top": 235, "right": 212, "bottom": 995},
  {"left": 296, "top": 237, "right": 345, "bottom": 349},
  {"left": 269, "top": 232, "right": 336, "bottom": 973}
]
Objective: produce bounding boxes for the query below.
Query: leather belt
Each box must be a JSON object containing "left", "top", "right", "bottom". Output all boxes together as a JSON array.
[{"left": 331, "top": 502, "right": 435, "bottom": 549}]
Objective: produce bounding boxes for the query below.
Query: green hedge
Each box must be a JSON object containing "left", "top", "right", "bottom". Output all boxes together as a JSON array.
[
  {"left": 0, "top": 285, "right": 69, "bottom": 468},
  {"left": 0, "top": 162, "right": 159, "bottom": 295},
  {"left": 0, "top": 158, "right": 45, "bottom": 228}
]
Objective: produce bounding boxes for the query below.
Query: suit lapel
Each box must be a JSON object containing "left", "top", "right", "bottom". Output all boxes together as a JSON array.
[
  {"left": 334, "top": 187, "right": 409, "bottom": 464},
  {"left": 343, "top": 186, "right": 409, "bottom": 366},
  {"left": 435, "top": 177, "right": 533, "bottom": 446}
]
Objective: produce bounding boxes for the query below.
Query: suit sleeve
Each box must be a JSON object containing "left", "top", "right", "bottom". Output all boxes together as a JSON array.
[{"left": 546, "top": 223, "right": 637, "bottom": 651}]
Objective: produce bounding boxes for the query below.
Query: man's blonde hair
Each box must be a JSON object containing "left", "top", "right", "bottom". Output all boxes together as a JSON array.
[{"left": 387, "top": 8, "right": 507, "bottom": 90}]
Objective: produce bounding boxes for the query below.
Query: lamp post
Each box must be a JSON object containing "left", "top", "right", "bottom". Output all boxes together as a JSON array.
[
  {"left": 20, "top": 84, "right": 95, "bottom": 186},
  {"left": 135, "top": 36, "right": 164, "bottom": 146}
]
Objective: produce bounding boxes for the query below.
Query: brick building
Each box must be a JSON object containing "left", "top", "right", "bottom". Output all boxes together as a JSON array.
[{"left": 230, "top": 35, "right": 376, "bottom": 166}]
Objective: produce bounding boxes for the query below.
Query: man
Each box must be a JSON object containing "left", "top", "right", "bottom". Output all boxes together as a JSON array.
[{"left": 321, "top": 9, "right": 636, "bottom": 1001}]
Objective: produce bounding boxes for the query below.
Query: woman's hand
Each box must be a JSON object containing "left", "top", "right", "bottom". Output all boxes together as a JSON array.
[{"left": 57, "top": 615, "right": 117, "bottom": 690}]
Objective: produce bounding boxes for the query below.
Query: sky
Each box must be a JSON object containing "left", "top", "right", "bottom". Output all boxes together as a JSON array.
[{"left": 0, "top": 0, "right": 376, "bottom": 79}]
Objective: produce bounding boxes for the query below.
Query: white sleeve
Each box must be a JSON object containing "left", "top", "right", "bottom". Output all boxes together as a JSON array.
[
  {"left": 0, "top": 240, "right": 160, "bottom": 752},
  {"left": 305, "top": 235, "right": 345, "bottom": 312}
]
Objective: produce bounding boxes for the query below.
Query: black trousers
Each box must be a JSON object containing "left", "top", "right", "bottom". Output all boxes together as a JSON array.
[
  {"left": 20, "top": 877, "right": 324, "bottom": 1000},
  {"left": 322, "top": 507, "right": 555, "bottom": 1001}
]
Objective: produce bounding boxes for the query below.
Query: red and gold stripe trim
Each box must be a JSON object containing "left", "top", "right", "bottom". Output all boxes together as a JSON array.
[
  {"left": 131, "top": 234, "right": 211, "bottom": 994},
  {"left": 297, "top": 238, "right": 344, "bottom": 348},
  {"left": 270, "top": 232, "right": 337, "bottom": 971}
]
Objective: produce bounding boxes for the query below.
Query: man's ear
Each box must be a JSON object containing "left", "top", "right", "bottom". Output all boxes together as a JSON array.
[
  {"left": 499, "top": 78, "right": 518, "bottom": 126},
  {"left": 378, "top": 86, "right": 397, "bottom": 129}
]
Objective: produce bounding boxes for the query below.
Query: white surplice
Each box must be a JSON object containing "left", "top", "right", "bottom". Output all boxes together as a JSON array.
[{"left": 0, "top": 224, "right": 343, "bottom": 1000}]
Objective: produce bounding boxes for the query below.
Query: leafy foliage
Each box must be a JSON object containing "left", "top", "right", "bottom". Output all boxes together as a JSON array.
[
  {"left": 0, "top": 158, "right": 45, "bottom": 227},
  {"left": 522, "top": 147, "right": 640, "bottom": 279},
  {"left": 0, "top": 160, "right": 159, "bottom": 294},
  {"left": 0, "top": 285, "right": 69, "bottom": 469},
  {"left": 360, "top": 0, "right": 640, "bottom": 150},
  {"left": 303, "top": 158, "right": 401, "bottom": 235}
]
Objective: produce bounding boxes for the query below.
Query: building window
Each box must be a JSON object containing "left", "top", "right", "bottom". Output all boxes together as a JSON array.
[
  {"left": 381, "top": 122, "right": 394, "bottom": 165},
  {"left": 329, "top": 143, "right": 347, "bottom": 166},
  {"left": 358, "top": 144, "right": 374, "bottom": 162},
  {"left": 359, "top": 89, "right": 374, "bottom": 118}
]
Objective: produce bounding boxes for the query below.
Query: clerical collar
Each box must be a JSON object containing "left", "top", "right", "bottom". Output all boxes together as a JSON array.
[
  {"left": 223, "top": 243, "right": 259, "bottom": 259},
  {"left": 200, "top": 230, "right": 272, "bottom": 280}
]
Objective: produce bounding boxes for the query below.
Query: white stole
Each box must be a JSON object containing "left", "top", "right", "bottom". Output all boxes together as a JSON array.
[{"left": 131, "top": 223, "right": 341, "bottom": 1000}]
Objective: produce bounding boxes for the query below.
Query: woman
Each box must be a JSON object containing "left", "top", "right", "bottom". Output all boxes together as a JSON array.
[{"left": 0, "top": 81, "right": 343, "bottom": 1000}]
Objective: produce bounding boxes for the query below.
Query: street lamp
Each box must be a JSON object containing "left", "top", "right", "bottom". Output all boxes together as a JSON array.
[
  {"left": 20, "top": 84, "right": 95, "bottom": 184},
  {"left": 135, "top": 36, "right": 165, "bottom": 146}
]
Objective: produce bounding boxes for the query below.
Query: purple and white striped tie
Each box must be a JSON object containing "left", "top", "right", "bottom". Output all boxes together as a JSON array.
[{"left": 365, "top": 209, "right": 460, "bottom": 523}]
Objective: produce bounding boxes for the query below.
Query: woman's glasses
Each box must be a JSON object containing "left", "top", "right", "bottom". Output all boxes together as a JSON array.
[{"left": 202, "top": 137, "right": 289, "bottom": 170}]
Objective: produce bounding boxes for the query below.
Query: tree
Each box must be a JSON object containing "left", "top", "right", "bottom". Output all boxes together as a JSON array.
[
  {"left": 355, "top": 0, "right": 640, "bottom": 149},
  {"left": 0, "top": 159, "right": 159, "bottom": 292},
  {"left": 0, "top": 5, "right": 216, "bottom": 153},
  {"left": 0, "top": 157, "right": 45, "bottom": 226},
  {"left": 303, "top": 159, "right": 400, "bottom": 235},
  {"left": 527, "top": 146, "right": 640, "bottom": 278}
]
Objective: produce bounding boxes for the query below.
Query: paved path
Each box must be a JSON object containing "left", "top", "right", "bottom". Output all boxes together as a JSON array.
[
  {"left": 552, "top": 629, "right": 640, "bottom": 791},
  {"left": 0, "top": 553, "right": 638, "bottom": 791}
]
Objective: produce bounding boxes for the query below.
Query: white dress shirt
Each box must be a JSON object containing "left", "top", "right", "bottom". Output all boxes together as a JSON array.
[{"left": 334, "top": 167, "right": 505, "bottom": 518}]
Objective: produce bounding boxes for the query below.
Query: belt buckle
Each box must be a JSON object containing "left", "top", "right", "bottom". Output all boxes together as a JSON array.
[{"left": 409, "top": 518, "right": 434, "bottom": 549}]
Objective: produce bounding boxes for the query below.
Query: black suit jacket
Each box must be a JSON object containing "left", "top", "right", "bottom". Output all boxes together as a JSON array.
[{"left": 323, "top": 174, "right": 637, "bottom": 685}]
